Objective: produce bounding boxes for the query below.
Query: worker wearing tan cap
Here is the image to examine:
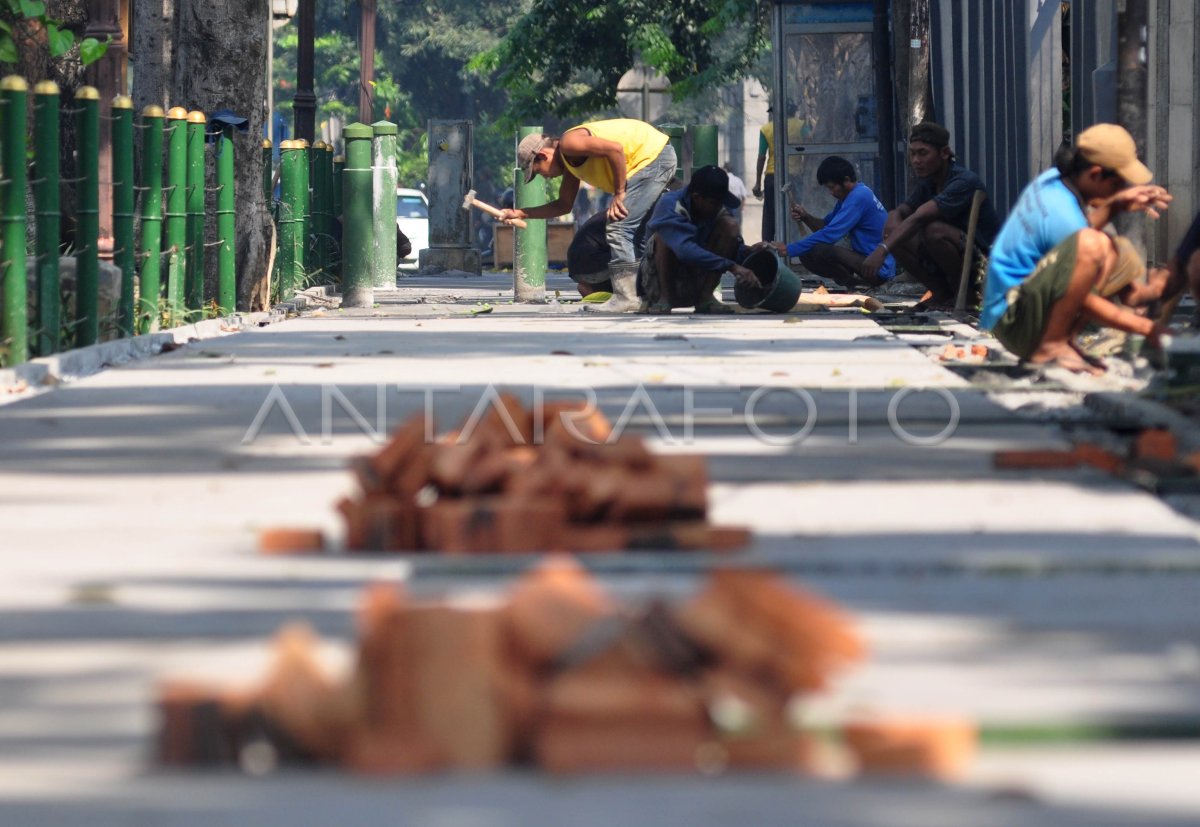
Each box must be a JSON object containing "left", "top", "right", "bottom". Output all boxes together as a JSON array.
[
  {"left": 982, "top": 123, "right": 1174, "bottom": 373},
  {"left": 500, "top": 119, "right": 676, "bottom": 312}
]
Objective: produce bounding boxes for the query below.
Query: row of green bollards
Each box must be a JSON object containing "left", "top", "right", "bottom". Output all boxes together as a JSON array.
[
  {"left": 0, "top": 76, "right": 246, "bottom": 366},
  {"left": 271, "top": 120, "right": 400, "bottom": 308}
]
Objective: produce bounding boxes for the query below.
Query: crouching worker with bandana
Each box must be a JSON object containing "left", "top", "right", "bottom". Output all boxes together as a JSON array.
[
  {"left": 638, "top": 166, "right": 764, "bottom": 314},
  {"left": 990, "top": 229, "right": 1174, "bottom": 374}
]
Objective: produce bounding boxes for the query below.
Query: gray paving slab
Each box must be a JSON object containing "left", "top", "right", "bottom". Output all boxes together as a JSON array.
[{"left": 0, "top": 275, "right": 1198, "bottom": 822}]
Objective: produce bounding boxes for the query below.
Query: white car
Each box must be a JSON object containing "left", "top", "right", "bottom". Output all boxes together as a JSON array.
[{"left": 396, "top": 187, "right": 429, "bottom": 270}]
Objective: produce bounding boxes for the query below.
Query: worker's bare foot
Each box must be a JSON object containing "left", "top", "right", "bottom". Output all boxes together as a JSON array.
[
  {"left": 1070, "top": 341, "right": 1107, "bottom": 371},
  {"left": 1029, "top": 342, "right": 1105, "bottom": 375}
]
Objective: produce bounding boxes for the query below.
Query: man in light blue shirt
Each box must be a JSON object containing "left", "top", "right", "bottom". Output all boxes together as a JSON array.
[
  {"left": 771, "top": 156, "right": 894, "bottom": 290},
  {"left": 983, "top": 124, "right": 1173, "bottom": 373}
]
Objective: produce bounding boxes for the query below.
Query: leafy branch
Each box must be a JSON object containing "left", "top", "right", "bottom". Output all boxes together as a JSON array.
[{"left": 0, "top": 0, "right": 109, "bottom": 67}]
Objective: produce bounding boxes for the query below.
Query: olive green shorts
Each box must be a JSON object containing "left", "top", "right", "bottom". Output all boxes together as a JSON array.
[{"left": 992, "top": 232, "right": 1079, "bottom": 360}]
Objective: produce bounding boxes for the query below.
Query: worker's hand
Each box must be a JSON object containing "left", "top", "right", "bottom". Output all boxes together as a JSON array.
[
  {"left": 767, "top": 241, "right": 788, "bottom": 257},
  {"left": 730, "top": 264, "right": 759, "bottom": 286},
  {"left": 1146, "top": 321, "right": 1173, "bottom": 350},
  {"left": 498, "top": 208, "right": 526, "bottom": 224},
  {"left": 790, "top": 203, "right": 809, "bottom": 222},
  {"left": 862, "top": 245, "right": 887, "bottom": 281},
  {"left": 1106, "top": 185, "right": 1172, "bottom": 219},
  {"left": 752, "top": 184, "right": 763, "bottom": 200},
  {"left": 607, "top": 192, "right": 628, "bottom": 221}
]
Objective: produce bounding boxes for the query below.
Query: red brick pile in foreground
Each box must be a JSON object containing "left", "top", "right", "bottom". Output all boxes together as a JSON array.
[
  {"left": 261, "top": 395, "right": 749, "bottom": 554},
  {"left": 158, "top": 559, "right": 972, "bottom": 778}
]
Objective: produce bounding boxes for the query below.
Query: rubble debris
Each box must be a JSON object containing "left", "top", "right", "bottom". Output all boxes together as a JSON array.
[
  {"left": 156, "top": 559, "right": 904, "bottom": 778},
  {"left": 842, "top": 715, "right": 976, "bottom": 779},
  {"left": 262, "top": 395, "right": 749, "bottom": 555}
]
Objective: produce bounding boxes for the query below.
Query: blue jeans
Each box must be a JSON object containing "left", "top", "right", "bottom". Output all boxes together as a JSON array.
[{"left": 605, "top": 143, "right": 677, "bottom": 270}]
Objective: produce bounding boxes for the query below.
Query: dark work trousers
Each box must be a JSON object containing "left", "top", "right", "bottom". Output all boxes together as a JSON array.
[
  {"left": 798, "top": 242, "right": 880, "bottom": 289},
  {"left": 761, "top": 173, "right": 776, "bottom": 242}
]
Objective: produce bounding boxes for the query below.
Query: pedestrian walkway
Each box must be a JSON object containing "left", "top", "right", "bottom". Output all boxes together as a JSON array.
[{"left": 0, "top": 273, "right": 1197, "bottom": 825}]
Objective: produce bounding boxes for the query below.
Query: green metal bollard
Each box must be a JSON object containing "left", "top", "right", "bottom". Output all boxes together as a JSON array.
[
  {"left": 185, "top": 111, "right": 206, "bottom": 315},
  {"left": 262, "top": 138, "right": 272, "bottom": 204},
  {"left": 32, "top": 80, "right": 60, "bottom": 355},
  {"left": 332, "top": 153, "right": 344, "bottom": 281},
  {"left": 514, "top": 125, "right": 546, "bottom": 303},
  {"left": 75, "top": 86, "right": 101, "bottom": 347},
  {"left": 216, "top": 121, "right": 236, "bottom": 315},
  {"left": 164, "top": 106, "right": 188, "bottom": 325},
  {"left": 310, "top": 140, "right": 329, "bottom": 279},
  {"left": 277, "top": 140, "right": 305, "bottom": 299},
  {"left": 371, "top": 121, "right": 398, "bottom": 289},
  {"left": 0, "top": 76, "right": 27, "bottom": 365},
  {"left": 660, "top": 123, "right": 685, "bottom": 181},
  {"left": 691, "top": 124, "right": 718, "bottom": 170},
  {"left": 137, "top": 105, "right": 165, "bottom": 333},
  {"left": 322, "top": 145, "right": 337, "bottom": 278},
  {"left": 112, "top": 95, "right": 135, "bottom": 337},
  {"left": 340, "top": 123, "right": 374, "bottom": 307},
  {"left": 297, "top": 139, "right": 312, "bottom": 282}
]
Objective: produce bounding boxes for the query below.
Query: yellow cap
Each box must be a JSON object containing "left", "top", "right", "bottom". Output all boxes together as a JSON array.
[
  {"left": 1077, "top": 124, "right": 1153, "bottom": 186},
  {"left": 1, "top": 76, "right": 29, "bottom": 92},
  {"left": 186, "top": 110, "right": 206, "bottom": 124},
  {"left": 75, "top": 85, "right": 100, "bottom": 100},
  {"left": 263, "top": 138, "right": 273, "bottom": 148},
  {"left": 112, "top": 95, "right": 133, "bottom": 110},
  {"left": 33, "top": 80, "right": 59, "bottom": 96},
  {"left": 143, "top": 104, "right": 165, "bottom": 118},
  {"left": 312, "top": 140, "right": 327, "bottom": 150},
  {"left": 167, "top": 106, "right": 188, "bottom": 120}
]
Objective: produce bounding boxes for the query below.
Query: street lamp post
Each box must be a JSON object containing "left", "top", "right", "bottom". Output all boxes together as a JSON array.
[{"left": 294, "top": 0, "right": 316, "bottom": 143}]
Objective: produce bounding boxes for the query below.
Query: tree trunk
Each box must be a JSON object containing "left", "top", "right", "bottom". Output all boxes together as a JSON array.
[{"left": 132, "top": 0, "right": 272, "bottom": 311}]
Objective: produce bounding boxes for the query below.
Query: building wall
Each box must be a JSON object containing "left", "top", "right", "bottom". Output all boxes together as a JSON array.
[
  {"left": 1149, "top": 0, "right": 1198, "bottom": 264},
  {"left": 930, "top": 0, "right": 1061, "bottom": 218}
]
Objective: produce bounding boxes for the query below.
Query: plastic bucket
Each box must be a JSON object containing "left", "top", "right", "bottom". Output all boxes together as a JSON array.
[{"left": 734, "top": 249, "right": 803, "bottom": 313}]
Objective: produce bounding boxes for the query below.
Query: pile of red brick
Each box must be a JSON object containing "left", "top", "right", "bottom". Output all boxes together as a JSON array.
[
  {"left": 994, "top": 426, "right": 1195, "bottom": 478},
  {"left": 263, "top": 395, "right": 749, "bottom": 555},
  {"left": 158, "top": 560, "right": 906, "bottom": 776}
]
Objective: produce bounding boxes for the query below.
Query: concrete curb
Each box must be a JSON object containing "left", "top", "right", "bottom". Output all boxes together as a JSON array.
[
  {"left": 0, "top": 286, "right": 341, "bottom": 398},
  {"left": 0, "top": 310, "right": 280, "bottom": 398}
]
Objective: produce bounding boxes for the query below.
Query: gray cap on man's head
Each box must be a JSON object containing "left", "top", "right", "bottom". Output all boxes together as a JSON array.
[{"left": 517, "top": 133, "right": 551, "bottom": 183}]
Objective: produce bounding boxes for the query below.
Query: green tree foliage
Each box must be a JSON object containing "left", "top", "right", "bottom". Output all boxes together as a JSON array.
[
  {"left": 0, "top": 0, "right": 107, "bottom": 68},
  {"left": 471, "top": 0, "right": 770, "bottom": 123}
]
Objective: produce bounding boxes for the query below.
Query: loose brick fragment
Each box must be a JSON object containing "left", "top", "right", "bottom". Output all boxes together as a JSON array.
[
  {"left": 1134, "top": 428, "right": 1177, "bottom": 462},
  {"left": 538, "top": 400, "right": 613, "bottom": 444},
  {"left": 258, "top": 528, "right": 326, "bottom": 555},
  {"left": 156, "top": 681, "right": 252, "bottom": 767},
  {"left": 1073, "top": 442, "right": 1124, "bottom": 475},
  {"left": 843, "top": 716, "right": 976, "bottom": 779},
  {"left": 420, "top": 498, "right": 568, "bottom": 553},
  {"left": 256, "top": 624, "right": 353, "bottom": 762},
  {"left": 504, "top": 556, "right": 616, "bottom": 668},
  {"left": 675, "top": 570, "right": 864, "bottom": 694},
  {"left": 535, "top": 661, "right": 708, "bottom": 773},
  {"left": 339, "top": 497, "right": 421, "bottom": 551},
  {"left": 992, "top": 449, "right": 1080, "bottom": 470}
]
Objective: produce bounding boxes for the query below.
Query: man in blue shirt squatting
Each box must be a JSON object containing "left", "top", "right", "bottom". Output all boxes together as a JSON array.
[
  {"left": 862, "top": 122, "right": 1000, "bottom": 309},
  {"left": 981, "top": 124, "right": 1176, "bottom": 374},
  {"left": 769, "top": 156, "right": 895, "bottom": 291},
  {"left": 637, "top": 165, "right": 766, "bottom": 314}
]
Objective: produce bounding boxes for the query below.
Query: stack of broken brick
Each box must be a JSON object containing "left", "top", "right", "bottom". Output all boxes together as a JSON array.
[
  {"left": 994, "top": 426, "right": 1198, "bottom": 484},
  {"left": 261, "top": 395, "right": 749, "bottom": 555},
  {"left": 157, "top": 559, "right": 975, "bottom": 778}
]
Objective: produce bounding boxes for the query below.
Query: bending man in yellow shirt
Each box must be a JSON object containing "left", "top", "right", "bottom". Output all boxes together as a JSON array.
[{"left": 501, "top": 118, "right": 677, "bottom": 312}]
